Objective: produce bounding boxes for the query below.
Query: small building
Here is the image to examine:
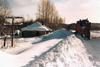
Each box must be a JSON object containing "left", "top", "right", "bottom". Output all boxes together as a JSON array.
[
  {"left": 21, "top": 22, "right": 52, "bottom": 37},
  {"left": 75, "top": 19, "right": 91, "bottom": 39}
]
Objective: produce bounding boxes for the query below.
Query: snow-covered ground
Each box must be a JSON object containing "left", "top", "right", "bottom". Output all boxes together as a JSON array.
[
  {"left": 27, "top": 35, "right": 94, "bottom": 67},
  {"left": 77, "top": 30, "right": 100, "bottom": 67},
  {"left": 84, "top": 38, "right": 100, "bottom": 67},
  {"left": 0, "top": 39, "right": 63, "bottom": 67},
  {"left": 91, "top": 31, "right": 100, "bottom": 39},
  {"left": 0, "top": 29, "right": 71, "bottom": 54},
  {"left": 0, "top": 37, "right": 41, "bottom": 54},
  {"left": 0, "top": 29, "right": 100, "bottom": 67},
  {"left": 0, "top": 29, "right": 71, "bottom": 67}
]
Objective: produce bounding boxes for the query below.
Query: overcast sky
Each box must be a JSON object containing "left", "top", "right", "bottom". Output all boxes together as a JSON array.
[{"left": 2, "top": 0, "right": 100, "bottom": 24}]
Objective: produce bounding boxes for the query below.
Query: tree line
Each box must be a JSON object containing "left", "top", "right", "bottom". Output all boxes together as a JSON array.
[{"left": 36, "top": 0, "right": 64, "bottom": 30}]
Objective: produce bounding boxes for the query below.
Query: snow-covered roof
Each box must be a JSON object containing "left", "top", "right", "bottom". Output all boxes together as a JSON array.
[{"left": 21, "top": 22, "right": 52, "bottom": 31}]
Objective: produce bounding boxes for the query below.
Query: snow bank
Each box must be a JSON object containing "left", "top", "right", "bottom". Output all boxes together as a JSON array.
[
  {"left": 42, "top": 28, "right": 72, "bottom": 39},
  {"left": 33, "top": 28, "right": 72, "bottom": 44},
  {"left": 24, "top": 35, "right": 94, "bottom": 67}
]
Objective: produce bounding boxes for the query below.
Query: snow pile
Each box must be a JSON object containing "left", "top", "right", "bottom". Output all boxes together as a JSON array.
[
  {"left": 33, "top": 28, "right": 72, "bottom": 44},
  {"left": 42, "top": 29, "right": 72, "bottom": 39},
  {"left": 24, "top": 35, "right": 94, "bottom": 67}
]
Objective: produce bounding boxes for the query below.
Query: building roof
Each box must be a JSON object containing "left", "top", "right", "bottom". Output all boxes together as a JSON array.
[{"left": 21, "top": 22, "right": 52, "bottom": 31}]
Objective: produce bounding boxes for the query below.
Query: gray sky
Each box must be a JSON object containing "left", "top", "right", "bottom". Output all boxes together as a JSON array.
[{"left": 1, "top": 0, "right": 100, "bottom": 24}]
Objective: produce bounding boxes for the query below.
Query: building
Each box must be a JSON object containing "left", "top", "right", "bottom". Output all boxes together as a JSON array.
[{"left": 21, "top": 22, "right": 52, "bottom": 37}]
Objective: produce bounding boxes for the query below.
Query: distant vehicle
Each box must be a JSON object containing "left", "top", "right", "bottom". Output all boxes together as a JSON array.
[{"left": 75, "top": 19, "right": 91, "bottom": 40}]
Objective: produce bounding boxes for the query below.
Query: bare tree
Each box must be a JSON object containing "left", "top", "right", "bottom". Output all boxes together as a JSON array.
[
  {"left": 36, "top": 0, "right": 64, "bottom": 29},
  {"left": 0, "top": 5, "right": 11, "bottom": 36},
  {"left": 0, "top": 1, "right": 11, "bottom": 48},
  {"left": 0, "top": 7, "right": 10, "bottom": 23},
  {"left": 0, "top": 0, "right": 11, "bottom": 25}
]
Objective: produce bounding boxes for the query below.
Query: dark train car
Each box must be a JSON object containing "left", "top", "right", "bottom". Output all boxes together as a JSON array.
[{"left": 75, "top": 19, "right": 91, "bottom": 39}]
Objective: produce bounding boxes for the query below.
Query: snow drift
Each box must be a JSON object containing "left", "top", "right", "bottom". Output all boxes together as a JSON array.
[
  {"left": 23, "top": 33, "right": 94, "bottom": 67},
  {"left": 32, "top": 28, "right": 72, "bottom": 44}
]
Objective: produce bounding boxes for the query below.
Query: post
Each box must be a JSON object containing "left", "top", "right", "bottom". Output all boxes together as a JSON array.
[
  {"left": 3, "top": 35, "right": 7, "bottom": 48},
  {"left": 11, "top": 17, "right": 14, "bottom": 47}
]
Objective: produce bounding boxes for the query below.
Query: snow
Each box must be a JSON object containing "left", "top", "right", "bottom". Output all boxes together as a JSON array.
[
  {"left": 0, "top": 37, "right": 41, "bottom": 54},
  {"left": 0, "top": 29, "right": 69, "bottom": 67},
  {"left": 26, "top": 35, "right": 94, "bottom": 67},
  {"left": 0, "top": 51, "right": 16, "bottom": 67},
  {"left": 76, "top": 30, "right": 100, "bottom": 67},
  {"left": 91, "top": 31, "right": 100, "bottom": 39},
  {"left": 33, "top": 28, "right": 72, "bottom": 44},
  {"left": 84, "top": 38, "right": 100, "bottom": 67},
  {"left": 1, "top": 29, "right": 70, "bottom": 54},
  {"left": 1, "top": 39, "right": 63, "bottom": 67},
  {"left": 0, "top": 29, "right": 100, "bottom": 67},
  {"left": 21, "top": 22, "right": 52, "bottom": 31}
]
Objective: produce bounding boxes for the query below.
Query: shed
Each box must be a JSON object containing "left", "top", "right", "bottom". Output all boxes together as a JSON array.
[{"left": 21, "top": 22, "right": 52, "bottom": 37}]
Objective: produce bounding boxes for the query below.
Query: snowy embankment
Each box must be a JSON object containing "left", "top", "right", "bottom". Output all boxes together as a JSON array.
[{"left": 24, "top": 34, "right": 94, "bottom": 67}]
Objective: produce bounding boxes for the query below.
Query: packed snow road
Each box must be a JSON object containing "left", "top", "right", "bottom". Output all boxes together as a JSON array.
[{"left": 84, "top": 38, "right": 100, "bottom": 67}]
